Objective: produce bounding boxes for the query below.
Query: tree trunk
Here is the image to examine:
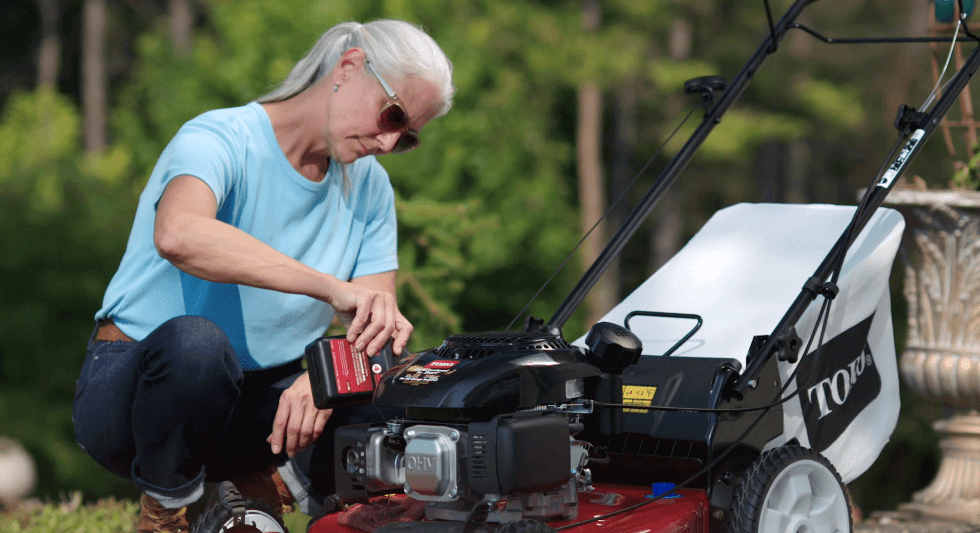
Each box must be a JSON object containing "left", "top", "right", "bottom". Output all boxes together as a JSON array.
[
  {"left": 650, "top": 190, "right": 681, "bottom": 274},
  {"left": 577, "top": 0, "right": 613, "bottom": 326},
  {"left": 785, "top": 141, "right": 810, "bottom": 204},
  {"left": 83, "top": 0, "right": 108, "bottom": 153},
  {"left": 35, "top": 0, "right": 61, "bottom": 89},
  {"left": 169, "top": 0, "right": 193, "bottom": 57},
  {"left": 755, "top": 141, "right": 785, "bottom": 203},
  {"left": 609, "top": 80, "right": 637, "bottom": 293},
  {"left": 648, "top": 17, "right": 694, "bottom": 275}
]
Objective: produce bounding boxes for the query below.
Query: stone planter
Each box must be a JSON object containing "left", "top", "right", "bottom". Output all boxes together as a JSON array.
[{"left": 883, "top": 189, "right": 980, "bottom": 524}]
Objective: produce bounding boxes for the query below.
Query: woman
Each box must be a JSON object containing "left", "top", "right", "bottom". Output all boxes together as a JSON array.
[{"left": 72, "top": 20, "right": 454, "bottom": 532}]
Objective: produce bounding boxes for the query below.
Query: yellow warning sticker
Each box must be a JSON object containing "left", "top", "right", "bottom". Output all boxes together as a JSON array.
[{"left": 622, "top": 385, "right": 657, "bottom": 413}]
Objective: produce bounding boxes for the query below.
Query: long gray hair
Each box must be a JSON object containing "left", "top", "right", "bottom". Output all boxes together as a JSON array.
[{"left": 258, "top": 20, "right": 455, "bottom": 117}]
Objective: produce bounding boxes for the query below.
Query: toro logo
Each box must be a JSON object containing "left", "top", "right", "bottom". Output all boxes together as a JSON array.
[
  {"left": 425, "top": 360, "right": 459, "bottom": 369},
  {"left": 797, "top": 313, "right": 882, "bottom": 452}
]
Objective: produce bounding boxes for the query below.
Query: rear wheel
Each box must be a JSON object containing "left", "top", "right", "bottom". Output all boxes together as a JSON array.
[
  {"left": 192, "top": 481, "right": 287, "bottom": 533},
  {"left": 728, "top": 446, "right": 851, "bottom": 533}
]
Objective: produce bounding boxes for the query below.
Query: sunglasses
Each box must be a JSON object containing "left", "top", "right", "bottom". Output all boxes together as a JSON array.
[{"left": 364, "top": 60, "right": 421, "bottom": 154}]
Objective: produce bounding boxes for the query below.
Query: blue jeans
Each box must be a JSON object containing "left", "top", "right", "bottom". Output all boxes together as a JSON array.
[
  {"left": 72, "top": 315, "right": 389, "bottom": 508},
  {"left": 73, "top": 315, "right": 401, "bottom": 508}
]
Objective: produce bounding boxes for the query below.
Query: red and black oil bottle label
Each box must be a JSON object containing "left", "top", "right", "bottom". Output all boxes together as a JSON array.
[
  {"left": 330, "top": 338, "right": 373, "bottom": 394},
  {"left": 304, "top": 336, "right": 397, "bottom": 408}
]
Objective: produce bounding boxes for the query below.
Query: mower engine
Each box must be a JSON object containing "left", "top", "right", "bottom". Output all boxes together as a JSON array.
[
  {"left": 326, "top": 327, "right": 638, "bottom": 523},
  {"left": 336, "top": 411, "right": 590, "bottom": 521}
]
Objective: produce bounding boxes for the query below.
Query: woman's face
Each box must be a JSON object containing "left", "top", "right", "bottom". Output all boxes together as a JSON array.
[{"left": 326, "top": 54, "right": 442, "bottom": 165}]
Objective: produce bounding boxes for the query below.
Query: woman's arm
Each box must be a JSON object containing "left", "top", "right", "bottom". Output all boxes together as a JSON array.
[{"left": 154, "top": 174, "right": 405, "bottom": 356}]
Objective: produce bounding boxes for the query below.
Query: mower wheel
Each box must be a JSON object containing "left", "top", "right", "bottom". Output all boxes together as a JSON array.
[
  {"left": 495, "top": 519, "right": 557, "bottom": 533},
  {"left": 728, "top": 445, "right": 851, "bottom": 533},
  {"left": 191, "top": 481, "right": 287, "bottom": 533}
]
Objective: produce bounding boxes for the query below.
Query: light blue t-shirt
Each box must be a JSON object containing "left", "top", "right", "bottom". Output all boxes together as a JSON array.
[{"left": 97, "top": 103, "right": 399, "bottom": 370}]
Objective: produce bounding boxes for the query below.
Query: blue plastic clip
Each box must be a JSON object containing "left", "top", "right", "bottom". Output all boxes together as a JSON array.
[{"left": 647, "top": 482, "right": 682, "bottom": 499}]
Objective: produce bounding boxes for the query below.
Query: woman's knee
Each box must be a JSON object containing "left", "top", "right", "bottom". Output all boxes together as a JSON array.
[
  {"left": 140, "top": 316, "right": 242, "bottom": 387},
  {"left": 73, "top": 422, "right": 135, "bottom": 480}
]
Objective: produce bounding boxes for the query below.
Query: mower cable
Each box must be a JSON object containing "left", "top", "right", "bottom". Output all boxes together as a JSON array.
[
  {"left": 560, "top": 101, "right": 913, "bottom": 529},
  {"left": 563, "top": 112, "right": 920, "bottom": 528},
  {"left": 715, "top": 128, "right": 901, "bottom": 414},
  {"left": 565, "top": 2, "right": 978, "bottom": 528},
  {"left": 836, "top": 33, "right": 961, "bottom": 282},
  {"left": 505, "top": 104, "right": 701, "bottom": 332},
  {"left": 559, "top": 84, "right": 898, "bottom": 529},
  {"left": 592, "top": 391, "right": 805, "bottom": 414},
  {"left": 559, "top": 65, "right": 918, "bottom": 523},
  {"left": 830, "top": 118, "right": 912, "bottom": 290},
  {"left": 922, "top": 18, "right": 963, "bottom": 112},
  {"left": 557, "top": 295, "right": 837, "bottom": 530},
  {"left": 591, "top": 290, "right": 838, "bottom": 416},
  {"left": 585, "top": 125, "right": 905, "bottom": 420}
]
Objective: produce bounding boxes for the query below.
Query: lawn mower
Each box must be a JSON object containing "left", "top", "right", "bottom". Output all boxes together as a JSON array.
[{"left": 194, "top": 0, "right": 980, "bottom": 532}]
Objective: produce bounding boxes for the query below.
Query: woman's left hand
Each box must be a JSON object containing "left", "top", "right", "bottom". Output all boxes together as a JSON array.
[{"left": 267, "top": 371, "right": 332, "bottom": 457}]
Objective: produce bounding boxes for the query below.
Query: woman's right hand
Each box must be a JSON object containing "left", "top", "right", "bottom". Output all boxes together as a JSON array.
[{"left": 327, "top": 274, "right": 413, "bottom": 356}]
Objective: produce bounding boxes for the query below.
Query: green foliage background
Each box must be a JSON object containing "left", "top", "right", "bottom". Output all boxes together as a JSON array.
[{"left": 0, "top": 0, "right": 960, "bottom": 517}]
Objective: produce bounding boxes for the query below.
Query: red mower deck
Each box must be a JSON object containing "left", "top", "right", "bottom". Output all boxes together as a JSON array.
[{"left": 308, "top": 483, "right": 709, "bottom": 533}]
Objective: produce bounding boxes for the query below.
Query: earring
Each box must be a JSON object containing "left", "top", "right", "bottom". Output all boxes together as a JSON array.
[{"left": 333, "top": 85, "right": 339, "bottom": 92}]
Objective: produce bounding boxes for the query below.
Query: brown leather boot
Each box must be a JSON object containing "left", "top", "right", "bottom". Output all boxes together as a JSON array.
[
  {"left": 230, "top": 465, "right": 296, "bottom": 518},
  {"left": 138, "top": 493, "right": 189, "bottom": 533}
]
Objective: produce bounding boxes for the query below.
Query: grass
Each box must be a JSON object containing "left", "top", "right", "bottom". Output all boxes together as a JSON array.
[
  {"left": 0, "top": 496, "right": 314, "bottom": 533},
  {"left": 0, "top": 495, "right": 138, "bottom": 533}
]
